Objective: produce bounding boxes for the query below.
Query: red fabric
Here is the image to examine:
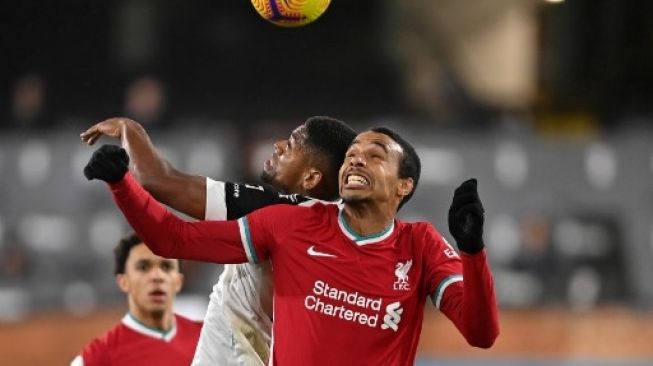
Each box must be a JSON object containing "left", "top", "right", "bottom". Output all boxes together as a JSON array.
[
  {"left": 110, "top": 173, "right": 247, "bottom": 263},
  {"left": 438, "top": 251, "right": 500, "bottom": 348},
  {"left": 108, "top": 173, "right": 499, "bottom": 365},
  {"left": 80, "top": 315, "right": 201, "bottom": 366}
]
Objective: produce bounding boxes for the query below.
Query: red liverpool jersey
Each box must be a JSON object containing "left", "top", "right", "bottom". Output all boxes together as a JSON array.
[
  {"left": 240, "top": 202, "right": 469, "bottom": 365},
  {"left": 110, "top": 174, "right": 499, "bottom": 366},
  {"left": 73, "top": 313, "right": 201, "bottom": 366}
]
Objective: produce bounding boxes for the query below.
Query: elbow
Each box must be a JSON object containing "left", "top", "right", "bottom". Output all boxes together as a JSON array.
[
  {"left": 146, "top": 243, "right": 170, "bottom": 258},
  {"left": 465, "top": 327, "right": 499, "bottom": 349},
  {"left": 138, "top": 175, "right": 165, "bottom": 198}
]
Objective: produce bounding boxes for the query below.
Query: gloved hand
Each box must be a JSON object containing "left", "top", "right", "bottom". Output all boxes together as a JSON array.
[
  {"left": 448, "top": 178, "right": 485, "bottom": 254},
  {"left": 83, "top": 144, "right": 129, "bottom": 183}
]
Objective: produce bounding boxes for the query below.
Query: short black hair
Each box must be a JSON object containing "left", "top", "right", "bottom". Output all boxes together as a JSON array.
[
  {"left": 113, "top": 232, "right": 181, "bottom": 274},
  {"left": 370, "top": 127, "right": 421, "bottom": 210},
  {"left": 304, "top": 116, "right": 357, "bottom": 200}
]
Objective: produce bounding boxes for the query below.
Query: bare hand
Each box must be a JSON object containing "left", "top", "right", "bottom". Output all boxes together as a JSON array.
[{"left": 80, "top": 117, "right": 132, "bottom": 145}]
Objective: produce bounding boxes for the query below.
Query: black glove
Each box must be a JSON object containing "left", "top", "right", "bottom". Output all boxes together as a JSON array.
[
  {"left": 448, "top": 178, "right": 485, "bottom": 254},
  {"left": 83, "top": 144, "right": 129, "bottom": 183}
]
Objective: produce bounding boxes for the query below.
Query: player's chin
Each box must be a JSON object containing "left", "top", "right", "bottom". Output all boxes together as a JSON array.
[
  {"left": 145, "top": 301, "right": 169, "bottom": 313},
  {"left": 341, "top": 191, "right": 371, "bottom": 204}
]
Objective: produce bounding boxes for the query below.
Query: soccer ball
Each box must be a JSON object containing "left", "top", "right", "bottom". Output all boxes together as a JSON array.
[{"left": 251, "top": 0, "right": 332, "bottom": 27}]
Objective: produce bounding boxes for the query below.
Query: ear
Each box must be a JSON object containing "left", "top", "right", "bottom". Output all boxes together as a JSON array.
[
  {"left": 173, "top": 273, "right": 184, "bottom": 294},
  {"left": 397, "top": 177, "right": 414, "bottom": 198},
  {"left": 116, "top": 274, "right": 130, "bottom": 294},
  {"left": 301, "top": 168, "right": 323, "bottom": 192}
]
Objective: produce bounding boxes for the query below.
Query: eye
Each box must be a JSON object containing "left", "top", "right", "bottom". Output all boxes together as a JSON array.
[
  {"left": 136, "top": 262, "right": 150, "bottom": 272},
  {"left": 161, "top": 261, "right": 174, "bottom": 272}
]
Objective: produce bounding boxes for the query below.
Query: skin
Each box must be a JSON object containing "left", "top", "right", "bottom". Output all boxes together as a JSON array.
[
  {"left": 81, "top": 117, "right": 336, "bottom": 322},
  {"left": 260, "top": 124, "right": 323, "bottom": 196},
  {"left": 339, "top": 131, "right": 414, "bottom": 236},
  {"left": 117, "top": 243, "right": 183, "bottom": 331},
  {"left": 80, "top": 118, "right": 327, "bottom": 220}
]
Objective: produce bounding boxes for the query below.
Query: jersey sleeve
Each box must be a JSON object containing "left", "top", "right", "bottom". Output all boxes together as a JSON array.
[
  {"left": 205, "top": 177, "right": 315, "bottom": 221},
  {"left": 109, "top": 173, "right": 276, "bottom": 264},
  {"left": 421, "top": 225, "right": 463, "bottom": 308},
  {"left": 235, "top": 204, "right": 299, "bottom": 263},
  {"left": 422, "top": 224, "right": 499, "bottom": 348}
]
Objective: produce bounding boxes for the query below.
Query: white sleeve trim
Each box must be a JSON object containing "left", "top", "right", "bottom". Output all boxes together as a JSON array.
[
  {"left": 70, "top": 355, "right": 84, "bottom": 366},
  {"left": 238, "top": 217, "right": 259, "bottom": 264},
  {"left": 205, "top": 178, "right": 227, "bottom": 221},
  {"left": 431, "top": 274, "right": 463, "bottom": 309}
]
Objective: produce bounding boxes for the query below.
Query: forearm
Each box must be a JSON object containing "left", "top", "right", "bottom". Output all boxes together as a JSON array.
[
  {"left": 441, "top": 251, "right": 499, "bottom": 348},
  {"left": 109, "top": 173, "right": 248, "bottom": 263},
  {"left": 118, "top": 119, "right": 172, "bottom": 186},
  {"left": 118, "top": 119, "right": 207, "bottom": 219}
]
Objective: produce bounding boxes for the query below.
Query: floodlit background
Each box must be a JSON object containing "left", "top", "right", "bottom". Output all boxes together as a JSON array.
[{"left": 2, "top": 0, "right": 653, "bottom": 365}]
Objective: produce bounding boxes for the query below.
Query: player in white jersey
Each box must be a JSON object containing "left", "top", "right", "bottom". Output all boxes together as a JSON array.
[{"left": 81, "top": 116, "right": 356, "bottom": 365}]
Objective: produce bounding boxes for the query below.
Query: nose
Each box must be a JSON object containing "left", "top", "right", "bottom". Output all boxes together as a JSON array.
[
  {"left": 349, "top": 154, "right": 366, "bottom": 167},
  {"left": 149, "top": 267, "right": 165, "bottom": 282}
]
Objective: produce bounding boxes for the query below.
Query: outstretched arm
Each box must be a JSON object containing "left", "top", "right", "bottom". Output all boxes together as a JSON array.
[
  {"left": 81, "top": 117, "right": 207, "bottom": 220},
  {"left": 83, "top": 144, "right": 263, "bottom": 264}
]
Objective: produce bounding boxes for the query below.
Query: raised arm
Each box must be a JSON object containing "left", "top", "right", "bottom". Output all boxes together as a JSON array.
[
  {"left": 81, "top": 117, "right": 206, "bottom": 219},
  {"left": 82, "top": 144, "right": 263, "bottom": 264},
  {"left": 431, "top": 179, "right": 499, "bottom": 348}
]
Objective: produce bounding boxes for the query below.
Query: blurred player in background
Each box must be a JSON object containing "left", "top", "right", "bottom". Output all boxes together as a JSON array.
[
  {"left": 81, "top": 116, "right": 357, "bottom": 365},
  {"left": 83, "top": 127, "right": 499, "bottom": 365},
  {"left": 70, "top": 233, "right": 201, "bottom": 366}
]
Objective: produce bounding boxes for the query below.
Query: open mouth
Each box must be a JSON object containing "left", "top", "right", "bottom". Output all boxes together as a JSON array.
[
  {"left": 344, "top": 173, "right": 370, "bottom": 188},
  {"left": 149, "top": 290, "right": 166, "bottom": 302}
]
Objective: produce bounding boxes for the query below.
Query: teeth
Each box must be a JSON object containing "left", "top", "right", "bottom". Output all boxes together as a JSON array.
[{"left": 347, "top": 174, "right": 369, "bottom": 186}]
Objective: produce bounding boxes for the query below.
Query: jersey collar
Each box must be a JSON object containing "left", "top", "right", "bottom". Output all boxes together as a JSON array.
[
  {"left": 122, "top": 313, "right": 177, "bottom": 342},
  {"left": 337, "top": 206, "right": 395, "bottom": 246}
]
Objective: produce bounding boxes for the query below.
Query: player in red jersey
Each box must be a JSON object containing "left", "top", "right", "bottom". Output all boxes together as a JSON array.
[
  {"left": 70, "top": 233, "right": 202, "bottom": 366},
  {"left": 81, "top": 116, "right": 357, "bottom": 365},
  {"left": 83, "top": 128, "right": 500, "bottom": 365}
]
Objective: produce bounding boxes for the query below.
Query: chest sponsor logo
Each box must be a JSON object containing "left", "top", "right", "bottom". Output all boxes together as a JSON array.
[
  {"left": 393, "top": 260, "right": 412, "bottom": 291},
  {"left": 304, "top": 280, "right": 404, "bottom": 332},
  {"left": 307, "top": 245, "right": 337, "bottom": 258},
  {"left": 381, "top": 301, "right": 403, "bottom": 332}
]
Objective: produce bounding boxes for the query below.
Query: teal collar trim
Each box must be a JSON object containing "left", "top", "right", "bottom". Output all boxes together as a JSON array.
[
  {"left": 338, "top": 208, "right": 395, "bottom": 246},
  {"left": 122, "top": 312, "right": 177, "bottom": 342}
]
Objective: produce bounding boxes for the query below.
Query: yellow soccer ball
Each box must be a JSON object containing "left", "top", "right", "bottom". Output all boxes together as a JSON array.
[{"left": 251, "top": 0, "right": 332, "bottom": 27}]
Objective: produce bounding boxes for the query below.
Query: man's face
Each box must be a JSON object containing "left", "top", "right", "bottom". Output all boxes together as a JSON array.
[
  {"left": 117, "top": 243, "right": 183, "bottom": 316},
  {"left": 339, "top": 131, "right": 410, "bottom": 207},
  {"left": 261, "top": 124, "right": 312, "bottom": 194}
]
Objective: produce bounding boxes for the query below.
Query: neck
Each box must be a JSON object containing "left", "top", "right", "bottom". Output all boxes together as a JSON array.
[
  {"left": 129, "top": 301, "right": 174, "bottom": 332},
  {"left": 342, "top": 201, "right": 395, "bottom": 237}
]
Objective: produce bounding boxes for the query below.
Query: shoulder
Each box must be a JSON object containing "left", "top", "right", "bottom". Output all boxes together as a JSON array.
[
  {"left": 79, "top": 323, "right": 123, "bottom": 363},
  {"left": 257, "top": 200, "right": 335, "bottom": 217},
  {"left": 398, "top": 221, "right": 448, "bottom": 247},
  {"left": 175, "top": 314, "right": 203, "bottom": 331}
]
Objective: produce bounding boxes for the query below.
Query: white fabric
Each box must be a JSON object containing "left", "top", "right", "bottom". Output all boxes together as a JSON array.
[
  {"left": 205, "top": 178, "right": 227, "bottom": 220},
  {"left": 193, "top": 178, "right": 272, "bottom": 365},
  {"left": 70, "top": 355, "right": 84, "bottom": 366},
  {"left": 192, "top": 263, "right": 272, "bottom": 366}
]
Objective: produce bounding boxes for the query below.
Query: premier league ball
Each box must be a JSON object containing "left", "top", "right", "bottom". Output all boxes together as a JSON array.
[{"left": 251, "top": 0, "right": 332, "bottom": 27}]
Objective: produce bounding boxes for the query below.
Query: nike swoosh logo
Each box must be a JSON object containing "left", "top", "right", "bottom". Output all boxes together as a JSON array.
[{"left": 307, "top": 245, "right": 337, "bottom": 258}]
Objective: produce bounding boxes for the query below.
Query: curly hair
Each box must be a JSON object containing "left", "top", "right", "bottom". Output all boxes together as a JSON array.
[{"left": 304, "top": 116, "right": 357, "bottom": 200}]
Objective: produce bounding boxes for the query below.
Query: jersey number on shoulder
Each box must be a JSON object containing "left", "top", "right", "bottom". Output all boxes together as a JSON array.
[
  {"left": 442, "top": 237, "right": 460, "bottom": 259},
  {"left": 244, "top": 184, "right": 264, "bottom": 191}
]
